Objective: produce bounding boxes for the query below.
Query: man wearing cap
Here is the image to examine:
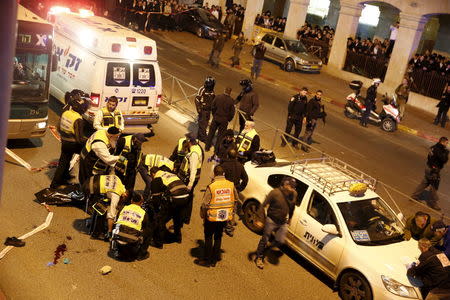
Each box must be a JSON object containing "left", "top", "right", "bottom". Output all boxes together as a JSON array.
[
  {"left": 79, "top": 127, "right": 121, "bottom": 185},
  {"left": 255, "top": 176, "right": 297, "bottom": 269},
  {"left": 236, "top": 121, "right": 260, "bottom": 162},
  {"left": 433, "top": 221, "right": 450, "bottom": 259},
  {"left": 114, "top": 133, "right": 148, "bottom": 191}
]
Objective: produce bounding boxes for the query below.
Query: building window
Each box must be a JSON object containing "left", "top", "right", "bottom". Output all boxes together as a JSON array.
[{"left": 359, "top": 4, "right": 380, "bottom": 26}]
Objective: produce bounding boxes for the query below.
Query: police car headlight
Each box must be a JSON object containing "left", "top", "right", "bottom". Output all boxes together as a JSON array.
[
  {"left": 36, "top": 121, "right": 47, "bottom": 129},
  {"left": 381, "top": 276, "right": 418, "bottom": 298}
]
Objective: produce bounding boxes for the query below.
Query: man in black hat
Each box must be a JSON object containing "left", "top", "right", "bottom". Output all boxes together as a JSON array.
[
  {"left": 433, "top": 220, "right": 450, "bottom": 259},
  {"left": 215, "top": 129, "right": 237, "bottom": 161}
]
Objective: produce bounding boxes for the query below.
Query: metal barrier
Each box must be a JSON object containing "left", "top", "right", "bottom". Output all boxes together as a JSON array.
[
  {"left": 409, "top": 70, "right": 449, "bottom": 100},
  {"left": 344, "top": 51, "right": 388, "bottom": 81},
  {"left": 300, "top": 37, "right": 330, "bottom": 64}
]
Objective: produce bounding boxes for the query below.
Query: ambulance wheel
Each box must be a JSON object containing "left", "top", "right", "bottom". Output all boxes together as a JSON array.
[
  {"left": 339, "top": 271, "right": 372, "bottom": 300},
  {"left": 242, "top": 200, "right": 264, "bottom": 234},
  {"left": 381, "top": 118, "right": 396, "bottom": 132}
]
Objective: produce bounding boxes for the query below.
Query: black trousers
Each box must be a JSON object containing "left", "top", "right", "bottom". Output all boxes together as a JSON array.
[
  {"left": 239, "top": 112, "right": 252, "bottom": 132},
  {"left": 434, "top": 107, "right": 449, "bottom": 127},
  {"left": 197, "top": 110, "right": 211, "bottom": 142},
  {"left": 117, "top": 169, "right": 137, "bottom": 192},
  {"left": 205, "top": 119, "right": 228, "bottom": 151},
  {"left": 204, "top": 220, "right": 226, "bottom": 262},
  {"left": 283, "top": 117, "right": 302, "bottom": 145},
  {"left": 361, "top": 105, "right": 372, "bottom": 126},
  {"left": 51, "top": 141, "right": 82, "bottom": 189}
]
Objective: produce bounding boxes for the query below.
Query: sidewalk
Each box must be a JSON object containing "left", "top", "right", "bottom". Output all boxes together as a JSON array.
[{"left": 152, "top": 30, "right": 449, "bottom": 143}]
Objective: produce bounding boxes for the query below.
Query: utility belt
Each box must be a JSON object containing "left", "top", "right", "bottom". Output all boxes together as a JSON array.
[{"left": 112, "top": 224, "right": 143, "bottom": 245}]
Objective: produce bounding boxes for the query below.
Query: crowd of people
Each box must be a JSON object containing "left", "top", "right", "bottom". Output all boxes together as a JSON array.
[
  {"left": 296, "top": 22, "right": 335, "bottom": 44},
  {"left": 254, "top": 11, "right": 286, "bottom": 33},
  {"left": 408, "top": 52, "right": 450, "bottom": 76},
  {"left": 346, "top": 36, "right": 391, "bottom": 60}
]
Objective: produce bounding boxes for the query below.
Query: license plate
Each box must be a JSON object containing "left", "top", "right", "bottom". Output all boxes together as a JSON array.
[
  {"left": 311, "top": 65, "right": 319, "bottom": 69},
  {"left": 132, "top": 96, "right": 149, "bottom": 106}
]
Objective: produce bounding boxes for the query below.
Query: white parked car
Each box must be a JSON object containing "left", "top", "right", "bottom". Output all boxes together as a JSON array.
[{"left": 240, "top": 157, "right": 423, "bottom": 300}]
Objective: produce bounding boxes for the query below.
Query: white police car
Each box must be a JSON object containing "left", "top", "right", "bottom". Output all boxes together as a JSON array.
[{"left": 240, "top": 157, "right": 423, "bottom": 300}]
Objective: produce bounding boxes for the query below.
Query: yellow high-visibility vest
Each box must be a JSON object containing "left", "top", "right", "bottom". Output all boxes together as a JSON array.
[
  {"left": 144, "top": 154, "right": 174, "bottom": 171},
  {"left": 80, "top": 130, "right": 113, "bottom": 174},
  {"left": 101, "top": 107, "right": 122, "bottom": 129},
  {"left": 59, "top": 109, "right": 82, "bottom": 142},
  {"left": 179, "top": 144, "right": 203, "bottom": 180},
  {"left": 206, "top": 178, "right": 235, "bottom": 222},
  {"left": 237, "top": 129, "right": 257, "bottom": 152},
  {"left": 99, "top": 174, "right": 126, "bottom": 196},
  {"left": 116, "top": 204, "right": 145, "bottom": 231}
]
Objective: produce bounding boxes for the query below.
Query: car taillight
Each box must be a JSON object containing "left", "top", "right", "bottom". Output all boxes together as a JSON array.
[
  {"left": 156, "top": 94, "right": 161, "bottom": 107},
  {"left": 90, "top": 93, "right": 100, "bottom": 107},
  {"left": 144, "top": 46, "right": 152, "bottom": 55}
]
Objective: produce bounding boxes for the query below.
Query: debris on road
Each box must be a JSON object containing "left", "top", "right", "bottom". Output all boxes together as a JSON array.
[
  {"left": 3, "top": 237, "right": 25, "bottom": 247},
  {"left": 99, "top": 265, "right": 112, "bottom": 275},
  {"left": 63, "top": 258, "right": 71, "bottom": 264}
]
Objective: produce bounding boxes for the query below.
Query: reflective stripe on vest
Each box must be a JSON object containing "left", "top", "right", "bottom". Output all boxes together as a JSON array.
[
  {"left": 237, "top": 129, "right": 257, "bottom": 152},
  {"left": 81, "top": 130, "right": 112, "bottom": 173},
  {"left": 116, "top": 204, "right": 145, "bottom": 231},
  {"left": 180, "top": 144, "right": 203, "bottom": 179},
  {"left": 115, "top": 135, "right": 133, "bottom": 176},
  {"left": 101, "top": 107, "right": 122, "bottom": 128},
  {"left": 99, "top": 174, "right": 126, "bottom": 196},
  {"left": 206, "top": 178, "right": 235, "bottom": 222},
  {"left": 144, "top": 154, "right": 174, "bottom": 171},
  {"left": 154, "top": 170, "right": 187, "bottom": 195},
  {"left": 59, "top": 110, "right": 82, "bottom": 142}
]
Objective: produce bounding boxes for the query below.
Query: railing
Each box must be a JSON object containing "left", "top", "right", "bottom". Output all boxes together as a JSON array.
[
  {"left": 300, "top": 37, "right": 330, "bottom": 64},
  {"left": 343, "top": 51, "right": 388, "bottom": 81},
  {"left": 409, "top": 69, "right": 449, "bottom": 100}
]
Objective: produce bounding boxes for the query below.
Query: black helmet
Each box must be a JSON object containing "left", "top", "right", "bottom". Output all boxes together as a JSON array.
[
  {"left": 70, "top": 91, "right": 90, "bottom": 115},
  {"left": 204, "top": 76, "right": 215, "bottom": 91},
  {"left": 239, "top": 79, "right": 252, "bottom": 87}
]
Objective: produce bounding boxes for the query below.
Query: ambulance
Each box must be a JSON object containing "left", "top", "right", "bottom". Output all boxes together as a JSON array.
[{"left": 48, "top": 7, "right": 162, "bottom": 127}]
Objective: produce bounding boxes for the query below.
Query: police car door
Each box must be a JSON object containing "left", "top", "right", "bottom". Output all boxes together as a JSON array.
[{"left": 295, "top": 190, "right": 345, "bottom": 277}]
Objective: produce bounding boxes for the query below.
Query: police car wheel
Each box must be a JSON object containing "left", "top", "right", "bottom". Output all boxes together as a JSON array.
[
  {"left": 242, "top": 201, "right": 264, "bottom": 234},
  {"left": 339, "top": 271, "right": 372, "bottom": 300}
]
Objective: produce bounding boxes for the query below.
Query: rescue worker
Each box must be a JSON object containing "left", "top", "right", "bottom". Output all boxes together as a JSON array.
[
  {"left": 93, "top": 96, "right": 125, "bottom": 132},
  {"left": 236, "top": 79, "right": 259, "bottom": 132},
  {"left": 83, "top": 174, "right": 128, "bottom": 240},
  {"left": 195, "top": 76, "right": 216, "bottom": 142},
  {"left": 281, "top": 87, "right": 308, "bottom": 149},
  {"left": 114, "top": 133, "right": 148, "bottom": 191},
  {"left": 149, "top": 167, "right": 190, "bottom": 245},
  {"left": 79, "top": 127, "right": 121, "bottom": 186},
  {"left": 138, "top": 153, "right": 175, "bottom": 200},
  {"left": 412, "top": 137, "right": 449, "bottom": 211},
  {"left": 169, "top": 133, "right": 198, "bottom": 172},
  {"left": 196, "top": 165, "right": 238, "bottom": 267},
  {"left": 112, "top": 192, "right": 151, "bottom": 261},
  {"left": 178, "top": 136, "right": 204, "bottom": 226},
  {"left": 236, "top": 121, "right": 260, "bottom": 162},
  {"left": 50, "top": 95, "right": 89, "bottom": 189},
  {"left": 301, "top": 90, "right": 324, "bottom": 153},
  {"left": 360, "top": 78, "right": 381, "bottom": 127}
]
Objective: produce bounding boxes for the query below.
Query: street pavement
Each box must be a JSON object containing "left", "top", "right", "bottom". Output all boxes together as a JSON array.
[{"left": 0, "top": 28, "right": 448, "bottom": 300}]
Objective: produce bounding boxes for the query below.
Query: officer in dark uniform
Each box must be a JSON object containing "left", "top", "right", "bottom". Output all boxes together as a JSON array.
[
  {"left": 412, "top": 137, "right": 449, "bottom": 211},
  {"left": 281, "top": 87, "right": 308, "bottom": 149},
  {"left": 301, "top": 90, "right": 324, "bottom": 152},
  {"left": 360, "top": 78, "right": 381, "bottom": 127},
  {"left": 195, "top": 77, "right": 216, "bottom": 142},
  {"left": 51, "top": 94, "right": 89, "bottom": 189}
]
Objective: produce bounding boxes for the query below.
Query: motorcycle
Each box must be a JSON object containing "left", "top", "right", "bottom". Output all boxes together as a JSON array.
[{"left": 344, "top": 80, "right": 400, "bottom": 132}]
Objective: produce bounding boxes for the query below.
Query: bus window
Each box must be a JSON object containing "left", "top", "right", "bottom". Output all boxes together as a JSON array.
[
  {"left": 133, "top": 64, "right": 155, "bottom": 87},
  {"left": 12, "top": 51, "right": 49, "bottom": 101},
  {"left": 106, "top": 62, "right": 130, "bottom": 87}
]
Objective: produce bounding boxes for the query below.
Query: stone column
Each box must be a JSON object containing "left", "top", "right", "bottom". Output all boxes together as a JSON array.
[
  {"left": 327, "top": 2, "right": 363, "bottom": 73},
  {"left": 374, "top": 4, "right": 399, "bottom": 40},
  {"left": 283, "top": 0, "right": 310, "bottom": 40},
  {"left": 325, "top": 0, "right": 340, "bottom": 30},
  {"left": 383, "top": 13, "right": 427, "bottom": 93},
  {"left": 242, "top": 0, "right": 264, "bottom": 40}
]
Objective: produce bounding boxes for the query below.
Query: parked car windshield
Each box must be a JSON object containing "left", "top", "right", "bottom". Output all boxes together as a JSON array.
[
  {"left": 338, "top": 198, "right": 404, "bottom": 246},
  {"left": 197, "top": 9, "right": 217, "bottom": 22},
  {"left": 285, "top": 40, "right": 307, "bottom": 53}
]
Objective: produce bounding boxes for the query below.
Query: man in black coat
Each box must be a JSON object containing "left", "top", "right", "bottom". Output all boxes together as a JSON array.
[
  {"left": 360, "top": 78, "right": 381, "bottom": 127},
  {"left": 205, "top": 87, "right": 235, "bottom": 152},
  {"left": 301, "top": 90, "right": 324, "bottom": 153},
  {"left": 281, "top": 87, "right": 308, "bottom": 149},
  {"left": 434, "top": 85, "right": 450, "bottom": 128},
  {"left": 215, "top": 129, "right": 237, "bottom": 161},
  {"left": 195, "top": 77, "right": 216, "bottom": 142},
  {"left": 412, "top": 136, "right": 449, "bottom": 211}
]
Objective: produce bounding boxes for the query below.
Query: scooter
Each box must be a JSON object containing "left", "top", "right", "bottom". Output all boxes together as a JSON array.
[{"left": 344, "top": 80, "right": 400, "bottom": 132}]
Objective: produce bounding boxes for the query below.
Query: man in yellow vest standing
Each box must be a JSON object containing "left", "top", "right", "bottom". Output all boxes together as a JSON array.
[
  {"left": 138, "top": 153, "right": 175, "bottom": 200},
  {"left": 112, "top": 192, "right": 151, "bottom": 261},
  {"left": 93, "top": 96, "right": 125, "bottom": 132},
  {"left": 169, "top": 132, "right": 197, "bottom": 172},
  {"left": 197, "top": 166, "right": 238, "bottom": 267},
  {"left": 51, "top": 96, "right": 90, "bottom": 189},
  {"left": 236, "top": 121, "right": 260, "bottom": 162}
]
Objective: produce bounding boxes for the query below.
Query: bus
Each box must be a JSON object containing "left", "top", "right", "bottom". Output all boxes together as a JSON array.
[{"left": 9, "top": 5, "right": 53, "bottom": 139}]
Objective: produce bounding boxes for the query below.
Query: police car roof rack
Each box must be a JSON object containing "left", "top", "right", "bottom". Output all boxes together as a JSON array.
[{"left": 290, "top": 156, "right": 377, "bottom": 195}]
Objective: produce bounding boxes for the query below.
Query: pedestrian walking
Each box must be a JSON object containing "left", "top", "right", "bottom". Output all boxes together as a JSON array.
[
  {"left": 205, "top": 87, "right": 235, "bottom": 152},
  {"left": 395, "top": 77, "right": 410, "bottom": 120},
  {"left": 197, "top": 165, "right": 238, "bottom": 267},
  {"left": 231, "top": 32, "right": 245, "bottom": 67},
  {"left": 412, "top": 137, "right": 449, "bottom": 211},
  {"left": 434, "top": 85, "right": 450, "bottom": 128},
  {"left": 195, "top": 77, "right": 216, "bottom": 143},
  {"left": 254, "top": 177, "right": 297, "bottom": 269},
  {"left": 301, "top": 90, "right": 324, "bottom": 152},
  {"left": 251, "top": 41, "right": 266, "bottom": 80},
  {"left": 281, "top": 87, "right": 308, "bottom": 149},
  {"left": 360, "top": 78, "right": 381, "bottom": 127},
  {"left": 235, "top": 79, "right": 259, "bottom": 132}
]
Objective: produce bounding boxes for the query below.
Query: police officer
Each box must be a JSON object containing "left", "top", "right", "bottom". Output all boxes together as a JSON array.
[
  {"left": 197, "top": 165, "right": 238, "bottom": 267},
  {"left": 149, "top": 167, "right": 190, "bottom": 245},
  {"left": 412, "top": 137, "right": 449, "bottom": 211},
  {"left": 114, "top": 133, "right": 148, "bottom": 191},
  {"left": 138, "top": 153, "right": 175, "bottom": 200},
  {"left": 51, "top": 95, "right": 89, "bottom": 189},
  {"left": 93, "top": 96, "right": 125, "bottom": 132},
  {"left": 112, "top": 192, "right": 151, "bottom": 261},
  {"left": 169, "top": 133, "right": 198, "bottom": 172},
  {"left": 236, "top": 121, "right": 260, "bottom": 162},
  {"left": 360, "top": 78, "right": 381, "bottom": 127},
  {"left": 281, "top": 87, "right": 308, "bottom": 149},
  {"left": 83, "top": 174, "right": 128, "bottom": 240},
  {"left": 195, "top": 77, "right": 216, "bottom": 142},
  {"left": 301, "top": 90, "right": 324, "bottom": 153},
  {"left": 79, "top": 127, "right": 121, "bottom": 186},
  {"left": 236, "top": 79, "right": 259, "bottom": 132}
]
